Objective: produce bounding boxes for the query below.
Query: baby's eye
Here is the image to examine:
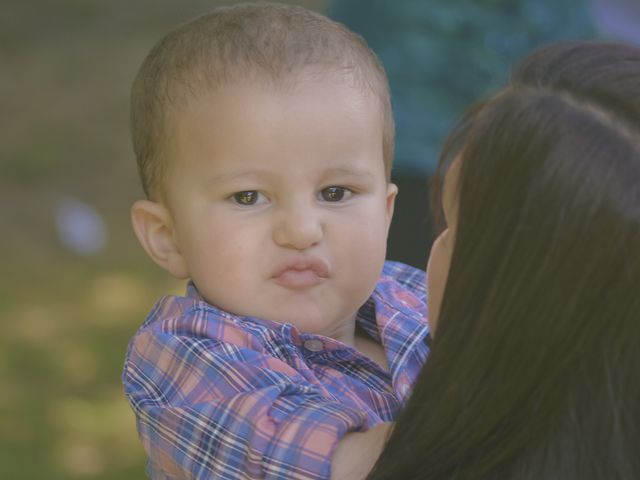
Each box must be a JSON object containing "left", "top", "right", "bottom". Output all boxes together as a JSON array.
[
  {"left": 319, "top": 186, "right": 351, "bottom": 202},
  {"left": 231, "top": 190, "right": 265, "bottom": 206}
]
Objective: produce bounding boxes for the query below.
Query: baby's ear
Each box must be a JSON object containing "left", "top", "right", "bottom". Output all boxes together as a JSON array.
[{"left": 130, "top": 200, "right": 189, "bottom": 279}]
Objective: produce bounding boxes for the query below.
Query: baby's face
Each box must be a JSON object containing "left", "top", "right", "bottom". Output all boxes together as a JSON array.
[{"left": 162, "top": 74, "right": 396, "bottom": 337}]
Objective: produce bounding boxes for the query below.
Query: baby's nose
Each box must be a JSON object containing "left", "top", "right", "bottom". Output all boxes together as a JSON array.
[{"left": 272, "top": 206, "right": 323, "bottom": 250}]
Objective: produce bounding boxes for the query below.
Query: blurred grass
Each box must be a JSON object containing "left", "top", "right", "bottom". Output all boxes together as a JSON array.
[{"left": 0, "top": 0, "right": 325, "bottom": 478}]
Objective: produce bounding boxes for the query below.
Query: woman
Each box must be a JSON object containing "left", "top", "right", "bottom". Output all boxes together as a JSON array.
[{"left": 370, "top": 42, "right": 640, "bottom": 479}]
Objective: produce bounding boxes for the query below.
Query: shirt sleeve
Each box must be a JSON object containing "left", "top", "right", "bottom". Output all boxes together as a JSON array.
[
  {"left": 123, "top": 325, "right": 367, "bottom": 480},
  {"left": 382, "top": 261, "right": 427, "bottom": 304}
]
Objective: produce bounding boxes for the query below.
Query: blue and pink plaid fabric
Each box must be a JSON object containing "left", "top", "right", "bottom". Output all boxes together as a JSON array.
[{"left": 123, "top": 261, "right": 428, "bottom": 479}]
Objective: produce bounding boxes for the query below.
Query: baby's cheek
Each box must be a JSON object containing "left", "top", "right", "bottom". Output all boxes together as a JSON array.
[{"left": 343, "top": 217, "right": 388, "bottom": 274}]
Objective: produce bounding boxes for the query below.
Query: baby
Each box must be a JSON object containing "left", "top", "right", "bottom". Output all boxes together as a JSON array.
[{"left": 122, "top": 3, "right": 429, "bottom": 479}]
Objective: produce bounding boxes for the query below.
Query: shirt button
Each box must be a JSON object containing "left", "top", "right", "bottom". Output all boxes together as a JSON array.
[
  {"left": 400, "top": 383, "right": 410, "bottom": 396},
  {"left": 304, "top": 339, "right": 324, "bottom": 352}
]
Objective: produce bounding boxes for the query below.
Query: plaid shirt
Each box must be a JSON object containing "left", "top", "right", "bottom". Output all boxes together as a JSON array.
[{"left": 123, "top": 261, "right": 428, "bottom": 479}]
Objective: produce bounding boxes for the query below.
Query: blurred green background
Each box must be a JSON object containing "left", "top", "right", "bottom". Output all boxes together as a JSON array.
[{"left": 2, "top": 0, "right": 631, "bottom": 478}]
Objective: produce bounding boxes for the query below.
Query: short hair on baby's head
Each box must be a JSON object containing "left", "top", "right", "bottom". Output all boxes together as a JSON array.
[{"left": 131, "top": 2, "right": 394, "bottom": 199}]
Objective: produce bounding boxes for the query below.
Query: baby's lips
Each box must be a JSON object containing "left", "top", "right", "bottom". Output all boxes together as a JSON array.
[
  {"left": 272, "top": 268, "right": 327, "bottom": 289},
  {"left": 272, "top": 256, "right": 330, "bottom": 279}
]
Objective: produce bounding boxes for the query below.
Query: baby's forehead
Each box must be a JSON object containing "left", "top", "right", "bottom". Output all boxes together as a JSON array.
[
  {"left": 152, "top": 66, "right": 390, "bottom": 198},
  {"left": 163, "top": 68, "right": 380, "bottom": 135},
  {"left": 159, "top": 76, "right": 386, "bottom": 182}
]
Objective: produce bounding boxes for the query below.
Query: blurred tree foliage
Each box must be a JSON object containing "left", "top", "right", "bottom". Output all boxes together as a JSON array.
[{"left": 330, "top": 0, "right": 597, "bottom": 174}]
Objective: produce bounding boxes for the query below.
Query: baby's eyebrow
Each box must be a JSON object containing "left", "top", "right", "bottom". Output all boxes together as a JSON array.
[
  {"left": 320, "top": 166, "right": 376, "bottom": 180},
  {"left": 206, "top": 166, "right": 377, "bottom": 185},
  {"left": 206, "top": 169, "right": 274, "bottom": 185}
]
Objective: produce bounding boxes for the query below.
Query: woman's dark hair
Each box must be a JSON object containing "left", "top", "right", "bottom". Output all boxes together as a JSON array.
[{"left": 370, "top": 42, "right": 640, "bottom": 479}]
